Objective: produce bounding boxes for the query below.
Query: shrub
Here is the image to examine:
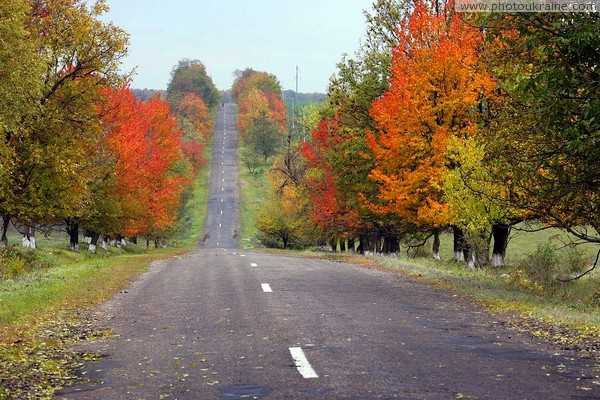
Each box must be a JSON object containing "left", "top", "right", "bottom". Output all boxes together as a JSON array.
[
  {"left": 0, "top": 247, "right": 50, "bottom": 280},
  {"left": 517, "top": 243, "right": 589, "bottom": 296}
]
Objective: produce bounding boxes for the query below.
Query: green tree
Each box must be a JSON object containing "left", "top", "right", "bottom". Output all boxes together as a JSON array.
[
  {"left": 167, "top": 59, "right": 220, "bottom": 109},
  {"left": 480, "top": 13, "right": 599, "bottom": 243},
  {"left": 0, "top": 0, "right": 44, "bottom": 245},
  {"left": 0, "top": 0, "right": 128, "bottom": 246},
  {"left": 247, "top": 113, "right": 283, "bottom": 162}
]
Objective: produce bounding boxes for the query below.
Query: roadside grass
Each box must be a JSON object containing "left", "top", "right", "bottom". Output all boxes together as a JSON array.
[
  {"left": 173, "top": 140, "right": 213, "bottom": 247},
  {"left": 0, "top": 247, "right": 185, "bottom": 326},
  {"left": 238, "top": 147, "right": 271, "bottom": 249}
]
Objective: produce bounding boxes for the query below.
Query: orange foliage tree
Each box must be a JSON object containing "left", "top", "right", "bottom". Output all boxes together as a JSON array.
[
  {"left": 365, "top": 0, "right": 495, "bottom": 252},
  {"left": 237, "top": 88, "right": 271, "bottom": 139},
  {"left": 101, "top": 87, "right": 189, "bottom": 240},
  {"left": 233, "top": 69, "right": 286, "bottom": 167},
  {"left": 176, "top": 92, "right": 213, "bottom": 173}
]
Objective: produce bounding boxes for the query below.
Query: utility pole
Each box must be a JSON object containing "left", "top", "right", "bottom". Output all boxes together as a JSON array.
[{"left": 292, "top": 65, "right": 299, "bottom": 131}]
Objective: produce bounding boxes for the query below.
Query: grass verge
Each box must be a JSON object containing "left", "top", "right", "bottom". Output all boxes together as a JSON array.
[
  {"left": 173, "top": 139, "right": 213, "bottom": 247},
  {"left": 237, "top": 149, "right": 271, "bottom": 249}
]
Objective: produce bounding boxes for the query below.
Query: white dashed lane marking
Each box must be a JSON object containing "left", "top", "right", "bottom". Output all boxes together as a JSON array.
[
  {"left": 250, "top": 263, "right": 258, "bottom": 267},
  {"left": 261, "top": 283, "right": 272, "bottom": 293},
  {"left": 289, "top": 347, "right": 318, "bottom": 379}
]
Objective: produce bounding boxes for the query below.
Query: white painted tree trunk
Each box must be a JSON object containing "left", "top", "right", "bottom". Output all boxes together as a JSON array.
[
  {"left": 22, "top": 236, "right": 36, "bottom": 249},
  {"left": 454, "top": 251, "right": 465, "bottom": 262},
  {"left": 102, "top": 240, "right": 108, "bottom": 251},
  {"left": 89, "top": 243, "right": 97, "bottom": 253},
  {"left": 491, "top": 253, "right": 505, "bottom": 268},
  {"left": 467, "top": 254, "right": 476, "bottom": 270},
  {"left": 432, "top": 251, "right": 441, "bottom": 261}
]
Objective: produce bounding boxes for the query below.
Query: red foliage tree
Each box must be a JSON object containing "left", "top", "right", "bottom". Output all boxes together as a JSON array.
[
  {"left": 101, "top": 87, "right": 188, "bottom": 238},
  {"left": 366, "top": 0, "right": 494, "bottom": 230},
  {"left": 301, "top": 117, "right": 361, "bottom": 235}
]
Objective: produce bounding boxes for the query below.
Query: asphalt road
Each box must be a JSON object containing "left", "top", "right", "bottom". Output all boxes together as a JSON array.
[
  {"left": 56, "top": 104, "right": 598, "bottom": 399},
  {"left": 202, "top": 102, "right": 240, "bottom": 250}
]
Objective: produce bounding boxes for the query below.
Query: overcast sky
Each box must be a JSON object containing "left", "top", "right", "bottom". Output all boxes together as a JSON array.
[{"left": 102, "top": 0, "right": 374, "bottom": 93}]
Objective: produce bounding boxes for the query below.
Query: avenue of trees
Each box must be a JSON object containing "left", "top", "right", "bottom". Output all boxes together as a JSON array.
[
  {"left": 255, "top": 0, "right": 599, "bottom": 268},
  {"left": 0, "top": 0, "right": 217, "bottom": 251},
  {"left": 232, "top": 69, "right": 287, "bottom": 173}
]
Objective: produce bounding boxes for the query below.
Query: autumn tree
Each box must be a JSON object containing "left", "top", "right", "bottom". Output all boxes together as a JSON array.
[
  {"left": 174, "top": 93, "right": 213, "bottom": 173},
  {"left": 238, "top": 88, "right": 271, "bottom": 138},
  {"left": 167, "top": 59, "right": 220, "bottom": 109},
  {"left": 301, "top": 0, "right": 409, "bottom": 253},
  {"left": 0, "top": 0, "right": 44, "bottom": 245},
  {"left": 0, "top": 0, "right": 128, "bottom": 247},
  {"left": 101, "top": 87, "right": 188, "bottom": 243},
  {"left": 232, "top": 68, "right": 282, "bottom": 103},
  {"left": 301, "top": 117, "right": 402, "bottom": 252},
  {"left": 233, "top": 69, "right": 286, "bottom": 168},
  {"left": 256, "top": 154, "right": 314, "bottom": 248},
  {"left": 366, "top": 0, "right": 496, "bottom": 260},
  {"left": 478, "top": 13, "right": 600, "bottom": 244}
]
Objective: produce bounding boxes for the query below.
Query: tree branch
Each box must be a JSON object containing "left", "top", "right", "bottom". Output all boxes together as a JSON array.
[{"left": 556, "top": 249, "right": 600, "bottom": 283}]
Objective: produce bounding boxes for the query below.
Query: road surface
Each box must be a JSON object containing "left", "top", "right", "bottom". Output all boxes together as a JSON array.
[{"left": 57, "top": 104, "right": 598, "bottom": 399}]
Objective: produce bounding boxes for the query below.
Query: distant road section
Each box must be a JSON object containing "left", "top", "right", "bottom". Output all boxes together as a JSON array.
[{"left": 202, "top": 103, "right": 240, "bottom": 249}]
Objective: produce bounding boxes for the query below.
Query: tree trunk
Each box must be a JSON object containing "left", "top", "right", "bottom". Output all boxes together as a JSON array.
[
  {"left": 1, "top": 214, "right": 10, "bottom": 247},
  {"left": 340, "top": 239, "right": 347, "bottom": 253},
  {"left": 491, "top": 223, "right": 511, "bottom": 267},
  {"left": 476, "top": 231, "right": 491, "bottom": 266},
  {"left": 129, "top": 236, "right": 138, "bottom": 245},
  {"left": 432, "top": 230, "right": 441, "bottom": 260},
  {"left": 356, "top": 233, "right": 369, "bottom": 255},
  {"left": 282, "top": 234, "right": 289, "bottom": 249},
  {"left": 66, "top": 220, "right": 79, "bottom": 251},
  {"left": 381, "top": 234, "right": 400, "bottom": 254},
  {"left": 358, "top": 233, "right": 377, "bottom": 255},
  {"left": 22, "top": 225, "right": 36, "bottom": 249},
  {"left": 88, "top": 231, "right": 100, "bottom": 253},
  {"left": 83, "top": 229, "right": 93, "bottom": 244},
  {"left": 348, "top": 237, "right": 355, "bottom": 253},
  {"left": 453, "top": 227, "right": 466, "bottom": 262}
]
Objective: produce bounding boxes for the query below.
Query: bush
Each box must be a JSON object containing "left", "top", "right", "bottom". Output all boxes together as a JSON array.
[
  {"left": 516, "top": 243, "right": 589, "bottom": 295},
  {"left": 0, "top": 247, "right": 50, "bottom": 280}
]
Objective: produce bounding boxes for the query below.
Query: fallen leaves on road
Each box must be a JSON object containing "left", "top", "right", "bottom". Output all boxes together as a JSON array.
[{"left": 0, "top": 312, "right": 109, "bottom": 399}]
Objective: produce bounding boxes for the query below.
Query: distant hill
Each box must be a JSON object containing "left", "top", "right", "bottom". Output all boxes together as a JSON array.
[
  {"left": 283, "top": 90, "right": 327, "bottom": 105},
  {"left": 131, "top": 88, "right": 167, "bottom": 101}
]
